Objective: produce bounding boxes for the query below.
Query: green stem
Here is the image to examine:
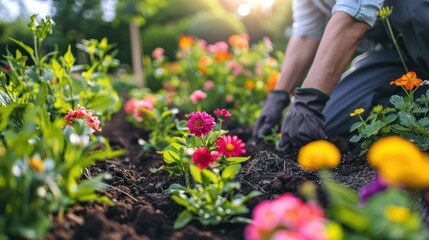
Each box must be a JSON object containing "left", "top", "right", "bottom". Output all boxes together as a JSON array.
[{"left": 385, "top": 18, "right": 408, "bottom": 72}]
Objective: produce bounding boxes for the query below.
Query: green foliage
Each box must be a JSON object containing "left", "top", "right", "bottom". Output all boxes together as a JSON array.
[
  {"left": 155, "top": 110, "right": 259, "bottom": 228},
  {"left": 124, "top": 88, "right": 181, "bottom": 150},
  {"left": 0, "top": 15, "right": 124, "bottom": 239},
  {"left": 0, "top": 106, "right": 124, "bottom": 239},
  {"left": 320, "top": 172, "right": 427, "bottom": 239},
  {"left": 350, "top": 90, "right": 429, "bottom": 152},
  {"left": 0, "top": 15, "right": 121, "bottom": 133},
  {"left": 168, "top": 165, "right": 261, "bottom": 228}
]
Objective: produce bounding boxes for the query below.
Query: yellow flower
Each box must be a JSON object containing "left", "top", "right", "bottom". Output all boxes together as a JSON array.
[
  {"left": 367, "top": 136, "right": 421, "bottom": 168},
  {"left": 350, "top": 108, "right": 365, "bottom": 117},
  {"left": 29, "top": 156, "right": 44, "bottom": 173},
  {"left": 385, "top": 205, "right": 410, "bottom": 223},
  {"left": 377, "top": 6, "right": 393, "bottom": 20},
  {"left": 368, "top": 136, "right": 429, "bottom": 189},
  {"left": 298, "top": 140, "right": 341, "bottom": 171}
]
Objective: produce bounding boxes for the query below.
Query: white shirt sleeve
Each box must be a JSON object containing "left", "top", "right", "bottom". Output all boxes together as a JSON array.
[{"left": 291, "top": 0, "right": 334, "bottom": 40}]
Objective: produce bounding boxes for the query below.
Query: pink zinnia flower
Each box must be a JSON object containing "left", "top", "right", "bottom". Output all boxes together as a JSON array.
[
  {"left": 186, "top": 111, "right": 215, "bottom": 137},
  {"left": 192, "top": 147, "right": 218, "bottom": 169},
  {"left": 206, "top": 41, "right": 229, "bottom": 53},
  {"left": 203, "top": 80, "right": 214, "bottom": 91},
  {"left": 152, "top": 47, "right": 164, "bottom": 60},
  {"left": 216, "top": 135, "right": 245, "bottom": 157},
  {"left": 244, "top": 193, "right": 329, "bottom": 240},
  {"left": 214, "top": 109, "right": 232, "bottom": 120},
  {"left": 225, "top": 95, "right": 234, "bottom": 103},
  {"left": 190, "top": 90, "right": 207, "bottom": 104}
]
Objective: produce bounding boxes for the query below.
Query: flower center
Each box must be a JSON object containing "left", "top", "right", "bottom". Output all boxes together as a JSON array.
[
  {"left": 226, "top": 143, "right": 235, "bottom": 151},
  {"left": 194, "top": 119, "right": 203, "bottom": 126}
]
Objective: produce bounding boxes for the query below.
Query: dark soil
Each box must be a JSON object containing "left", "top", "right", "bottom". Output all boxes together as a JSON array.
[{"left": 44, "top": 96, "right": 379, "bottom": 240}]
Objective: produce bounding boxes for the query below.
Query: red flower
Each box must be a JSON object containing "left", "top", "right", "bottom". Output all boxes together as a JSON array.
[
  {"left": 214, "top": 109, "right": 232, "bottom": 120},
  {"left": 192, "top": 148, "right": 218, "bottom": 169},
  {"left": 216, "top": 135, "right": 246, "bottom": 157},
  {"left": 187, "top": 112, "right": 215, "bottom": 137}
]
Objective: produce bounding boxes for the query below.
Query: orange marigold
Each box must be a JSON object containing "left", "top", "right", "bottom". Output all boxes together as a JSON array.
[
  {"left": 178, "top": 35, "right": 194, "bottom": 50},
  {"left": 390, "top": 71, "right": 423, "bottom": 90}
]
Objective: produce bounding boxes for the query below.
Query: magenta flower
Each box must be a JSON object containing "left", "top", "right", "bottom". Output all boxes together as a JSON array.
[
  {"left": 244, "top": 193, "right": 329, "bottom": 240},
  {"left": 192, "top": 147, "right": 218, "bottom": 169},
  {"left": 186, "top": 111, "right": 215, "bottom": 137},
  {"left": 216, "top": 135, "right": 245, "bottom": 157},
  {"left": 190, "top": 90, "right": 207, "bottom": 104},
  {"left": 214, "top": 109, "right": 232, "bottom": 120}
]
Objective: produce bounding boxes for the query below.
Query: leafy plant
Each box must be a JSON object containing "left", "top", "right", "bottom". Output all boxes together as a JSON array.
[
  {"left": 349, "top": 7, "right": 429, "bottom": 152},
  {"left": 124, "top": 88, "right": 181, "bottom": 150},
  {"left": 156, "top": 109, "right": 261, "bottom": 228},
  {"left": 0, "top": 106, "right": 123, "bottom": 239},
  {"left": 0, "top": 15, "right": 121, "bottom": 133}
]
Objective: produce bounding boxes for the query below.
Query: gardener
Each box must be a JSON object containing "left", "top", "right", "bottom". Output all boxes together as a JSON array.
[{"left": 252, "top": 0, "right": 429, "bottom": 152}]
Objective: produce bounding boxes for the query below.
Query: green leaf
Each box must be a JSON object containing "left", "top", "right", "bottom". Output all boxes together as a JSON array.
[
  {"left": 63, "top": 45, "right": 75, "bottom": 68},
  {"left": 163, "top": 150, "right": 179, "bottom": 164},
  {"left": 225, "top": 156, "right": 250, "bottom": 164},
  {"left": 190, "top": 164, "right": 202, "bottom": 183},
  {"left": 349, "top": 135, "right": 362, "bottom": 143},
  {"left": 171, "top": 195, "right": 190, "bottom": 207},
  {"left": 10, "top": 38, "right": 34, "bottom": 57},
  {"left": 167, "top": 183, "right": 187, "bottom": 194},
  {"left": 221, "top": 164, "right": 241, "bottom": 179},
  {"left": 174, "top": 210, "right": 193, "bottom": 229},
  {"left": 86, "top": 95, "right": 117, "bottom": 113}
]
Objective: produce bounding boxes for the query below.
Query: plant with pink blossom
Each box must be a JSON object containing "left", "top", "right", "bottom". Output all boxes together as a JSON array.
[
  {"left": 156, "top": 109, "right": 260, "bottom": 229},
  {"left": 124, "top": 88, "right": 180, "bottom": 150},
  {"left": 143, "top": 34, "right": 284, "bottom": 125},
  {"left": 245, "top": 193, "right": 331, "bottom": 240}
]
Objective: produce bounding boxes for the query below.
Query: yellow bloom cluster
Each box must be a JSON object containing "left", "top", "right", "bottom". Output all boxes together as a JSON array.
[
  {"left": 29, "top": 156, "right": 44, "bottom": 173},
  {"left": 377, "top": 6, "right": 393, "bottom": 20},
  {"left": 297, "top": 140, "right": 341, "bottom": 171},
  {"left": 385, "top": 205, "right": 411, "bottom": 223},
  {"left": 368, "top": 136, "right": 429, "bottom": 189}
]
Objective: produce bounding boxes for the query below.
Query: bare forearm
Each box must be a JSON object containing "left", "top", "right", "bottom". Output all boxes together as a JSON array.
[
  {"left": 301, "top": 12, "right": 370, "bottom": 94},
  {"left": 274, "top": 36, "right": 319, "bottom": 93}
]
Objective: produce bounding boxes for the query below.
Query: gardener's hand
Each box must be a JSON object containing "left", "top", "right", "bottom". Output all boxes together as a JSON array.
[
  {"left": 280, "top": 88, "right": 329, "bottom": 153},
  {"left": 252, "top": 90, "right": 291, "bottom": 139}
]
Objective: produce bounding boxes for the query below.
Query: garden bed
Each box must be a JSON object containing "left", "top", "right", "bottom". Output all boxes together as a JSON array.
[{"left": 44, "top": 96, "right": 383, "bottom": 240}]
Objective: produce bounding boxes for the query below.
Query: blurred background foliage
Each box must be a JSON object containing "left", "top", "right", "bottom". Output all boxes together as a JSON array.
[{"left": 0, "top": 0, "right": 292, "bottom": 79}]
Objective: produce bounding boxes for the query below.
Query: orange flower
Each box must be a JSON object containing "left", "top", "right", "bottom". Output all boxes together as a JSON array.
[
  {"left": 245, "top": 80, "right": 255, "bottom": 90},
  {"left": 389, "top": 71, "right": 423, "bottom": 90},
  {"left": 178, "top": 35, "right": 194, "bottom": 50},
  {"left": 215, "top": 51, "right": 231, "bottom": 62},
  {"left": 266, "top": 71, "right": 280, "bottom": 92},
  {"left": 198, "top": 55, "right": 213, "bottom": 75},
  {"left": 228, "top": 34, "right": 249, "bottom": 49}
]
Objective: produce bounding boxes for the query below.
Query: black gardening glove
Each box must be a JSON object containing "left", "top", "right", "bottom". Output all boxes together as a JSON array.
[
  {"left": 252, "top": 90, "right": 291, "bottom": 139},
  {"left": 280, "top": 88, "right": 330, "bottom": 153}
]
